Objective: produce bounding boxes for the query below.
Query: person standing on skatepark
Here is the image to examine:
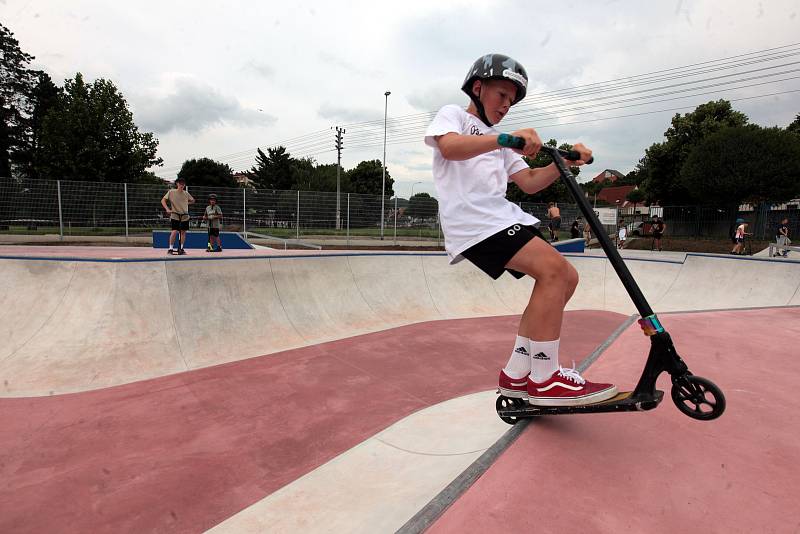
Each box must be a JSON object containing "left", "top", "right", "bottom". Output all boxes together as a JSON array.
[
  {"left": 161, "top": 176, "right": 195, "bottom": 255},
  {"left": 203, "top": 194, "right": 224, "bottom": 252},
  {"left": 424, "top": 54, "right": 616, "bottom": 407},
  {"left": 775, "top": 217, "right": 790, "bottom": 257}
]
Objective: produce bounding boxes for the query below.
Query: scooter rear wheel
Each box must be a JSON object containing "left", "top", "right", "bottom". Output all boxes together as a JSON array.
[
  {"left": 671, "top": 374, "right": 725, "bottom": 420},
  {"left": 496, "top": 395, "right": 527, "bottom": 425}
]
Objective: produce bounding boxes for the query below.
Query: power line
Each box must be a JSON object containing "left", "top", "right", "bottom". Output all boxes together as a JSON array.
[{"left": 155, "top": 43, "right": 800, "bottom": 174}]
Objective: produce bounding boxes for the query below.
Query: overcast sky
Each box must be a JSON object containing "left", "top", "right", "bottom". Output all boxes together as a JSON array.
[{"left": 4, "top": 0, "right": 800, "bottom": 198}]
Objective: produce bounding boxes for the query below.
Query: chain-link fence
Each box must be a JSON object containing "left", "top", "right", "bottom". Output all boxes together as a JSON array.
[
  {"left": 0, "top": 177, "right": 445, "bottom": 243},
  {"left": 1, "top": 177, "right": 797, "bottom": 244}
]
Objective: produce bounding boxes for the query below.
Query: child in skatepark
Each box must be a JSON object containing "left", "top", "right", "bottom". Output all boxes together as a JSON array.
[
  {"left": 203, "top": 194, "right": 224, "bottom": 252},
  {"left": 424, "top": 54, "right": 616, "bottom": 407}
]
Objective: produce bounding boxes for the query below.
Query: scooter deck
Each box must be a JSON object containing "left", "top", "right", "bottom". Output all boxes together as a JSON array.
[{"left": 498, "top": 390, "right": 664, "bottom": 418}]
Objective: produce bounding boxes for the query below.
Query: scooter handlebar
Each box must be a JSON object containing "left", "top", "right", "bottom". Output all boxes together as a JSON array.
[{"left": 497, "top": 134, "right": 594, "bottom": 165}]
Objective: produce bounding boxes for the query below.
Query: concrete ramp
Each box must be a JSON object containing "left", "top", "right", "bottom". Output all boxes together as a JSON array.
[{"left": 0, "top": 252, "right": 798, "bottom": 397}]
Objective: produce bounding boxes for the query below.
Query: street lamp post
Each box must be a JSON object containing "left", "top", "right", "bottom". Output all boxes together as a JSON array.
[
  {"left": 411, "top": 181, "right": 423, "bottom": 198},
  {"left": 381, "top": 90, "right": 391, "bottom": 240}
]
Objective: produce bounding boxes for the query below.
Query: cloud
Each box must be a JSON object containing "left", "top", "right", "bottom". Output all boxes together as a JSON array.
[
  {"left": 317, "top": 102, "right": 379, "bottom": 123},
  {"left": 406, "top": 83, "right": 465, "bottom": 112},
  {"left": 243, "top": 59, "right": 274, "bottom": 79},
  {"left": 318, "top": 51, "right": 384, "bottom": 78},
  {"left": 135, "top": 77, "right": 276, "bottom": 134}
]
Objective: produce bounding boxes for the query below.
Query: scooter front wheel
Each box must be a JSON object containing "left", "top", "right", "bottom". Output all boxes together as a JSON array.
[
  {"left": 496, "top": 395, "right": 527, "bottom": 425},
  {"left": 671, "top": 374, "right": 726, "bottom": 421}
]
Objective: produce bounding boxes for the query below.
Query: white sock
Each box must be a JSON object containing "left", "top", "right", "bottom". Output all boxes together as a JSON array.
[
  {"left": 530, "top": 339, "right": 560, "bottom": 383},
  {"left": 503, "top": 335, "right": 531, "bottom": 379}
]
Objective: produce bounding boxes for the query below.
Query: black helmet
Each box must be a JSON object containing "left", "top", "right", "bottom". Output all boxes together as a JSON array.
[
  {"left": 208, "top": 194, "right": 217, "bottom": 200},
  {"left": 461, "top": 54, "right": 528, "bottom": 126}
]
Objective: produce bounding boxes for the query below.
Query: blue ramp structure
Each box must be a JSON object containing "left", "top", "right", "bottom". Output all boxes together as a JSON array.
[{"left": 152, "top": 231, "right": 253, "bottom": 250}]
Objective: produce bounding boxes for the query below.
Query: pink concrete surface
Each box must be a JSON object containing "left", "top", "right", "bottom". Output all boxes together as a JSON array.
[
  {"left": 0, "top": 311, "right": 625, "bottom": 534},
  {"left": 429, "top": 307, "right": 800, "bottom": 534}
]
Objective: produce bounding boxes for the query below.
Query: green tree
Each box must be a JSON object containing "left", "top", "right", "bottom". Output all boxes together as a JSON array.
[
  {"left": 506, "top": 139, "right": 580, "bottom": 204},
  {"left": 22, "top": 72, "right": 60, "bottom": 178},
  {"left": 679, "top": 125, "right": 800, "bottom": 206},
  {"left": 345, "top": 159, "right": 394, "bottom": 196},
  {"left": 177, "top": 157, "right": 237, "bottom": 188},
  {"left": 787, "top": 113, "right": 800, "bottom": 136},
  {"left": 637, "top": 100, "right": 749, "bottom": 204},
  {"left": 625, "top": 188, "right": 646, "bottom": 210},
  {"left": 291, "top": 156, "right": 319, "bottom": 191},
  {"left": 132, "top": 171, "right": 167, "bottom": 185},
  {"left": 405, "top": 192, "right": 439, "bottom": 219},
  {"left": 248, "top": 146, "right": 294, "bottom": 190},
  {"left": 0, "top": 23, "right": 38, "bottom": 178},
  {"left": 36, "top": 73, "right": 162, "bottom": 182}
]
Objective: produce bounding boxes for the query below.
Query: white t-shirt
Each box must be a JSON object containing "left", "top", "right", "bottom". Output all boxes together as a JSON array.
[{"left": 424, "top": 105, "right": 539, "bottom": 263}]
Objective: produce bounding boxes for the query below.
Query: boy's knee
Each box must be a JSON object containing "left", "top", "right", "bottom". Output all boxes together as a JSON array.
[{"left": 567, "top": 264, "right": 579, "bottom": 290}]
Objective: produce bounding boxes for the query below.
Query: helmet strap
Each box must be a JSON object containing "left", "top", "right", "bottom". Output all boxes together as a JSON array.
[{"left": 470, "top": 81, "right": 494, "bottom": 127}]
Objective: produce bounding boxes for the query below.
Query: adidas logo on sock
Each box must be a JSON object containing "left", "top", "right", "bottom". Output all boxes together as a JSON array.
[
  {"left": 531, "top": 352, "right": 550, "bottom": 360},
  {"left": 514, "top": 346, "right": 530, "bottom": 356}
]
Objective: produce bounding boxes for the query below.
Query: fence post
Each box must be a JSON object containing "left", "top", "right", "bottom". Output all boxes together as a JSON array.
[
  {"left": 296, "top": 190, "right": 300, "bottom": 240},
  {"left": 57, "top": 180, "right": 64, "bottom": 241},
  {"left": 124, "top": 183, "right": 129, "bottom": 240},
  {"left": 243, "top": 188, "right": 247, "bottom": 239},
  {"left": 347, "top": 193, "right": 350, "bottom": 246},
  {"left": 437, "top": 211, "right": 441, "bottom": 248},
  {"left": 393, "top": 197, "right": 397, "bottom": 245}
]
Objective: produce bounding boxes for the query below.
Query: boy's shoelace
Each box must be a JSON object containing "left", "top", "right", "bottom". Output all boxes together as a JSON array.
[{"left": 557, "top": 365, "right": 586, "bottom": 385}]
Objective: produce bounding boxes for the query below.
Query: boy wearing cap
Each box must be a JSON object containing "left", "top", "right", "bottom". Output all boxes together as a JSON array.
[
  {"left": 161, "top": 177, "right": 195, "bottom": 255},
  {"left": 204, "top": 194, "right": 224, "bottom": 252}
]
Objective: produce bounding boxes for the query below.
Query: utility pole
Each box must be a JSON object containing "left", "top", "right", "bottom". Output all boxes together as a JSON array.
[
  {"left": 381, "top": 90, "right": 391, "bottom": 240},
  {"left": 334, "top": 126, "right": 345, "bottom": 230}
]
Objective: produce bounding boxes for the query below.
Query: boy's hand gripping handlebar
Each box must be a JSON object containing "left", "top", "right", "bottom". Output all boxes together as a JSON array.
[{"left": 497, "top": 133, "right": 594, "bottom": 164}]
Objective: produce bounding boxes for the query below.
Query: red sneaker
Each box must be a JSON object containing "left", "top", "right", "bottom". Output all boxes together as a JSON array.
[
  {"left": 528, "top": 367, "right": 617, "bottom": 406},
  {"left": 498, "top": 369, "right": 529, "bottom": 399}
]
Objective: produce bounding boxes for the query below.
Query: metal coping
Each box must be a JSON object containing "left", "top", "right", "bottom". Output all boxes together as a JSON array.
[{"left": 2, "top": 250, "right": 794, "bottom": 265}]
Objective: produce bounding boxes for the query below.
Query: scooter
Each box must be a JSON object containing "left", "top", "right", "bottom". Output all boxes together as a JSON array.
[{"left": 494, "top": 137, "right": 726, "bottom": 424}]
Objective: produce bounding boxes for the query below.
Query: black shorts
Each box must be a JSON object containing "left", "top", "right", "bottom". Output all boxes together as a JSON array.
[
  {"left": 461, "top": 224, "right": 547, "bottom": 280},
  {"left": 171, "top": 218, "right": 190, "bottom": 231},
  {"left": 653, "top": 232, "right": 663, "bottom": 239},
  {"left": 549, "top": 217, "right": 561, "bottom": 230},
  {"left": 208, "top": 228, "right": 220, "bottom": 237}
]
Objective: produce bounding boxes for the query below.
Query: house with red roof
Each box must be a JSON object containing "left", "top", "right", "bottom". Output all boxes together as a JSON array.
[
  {"left": 591, "top": 169, "right": 625, "bottom": 183},
  {"left": 597, "top": 185, "right": 637, "bottom": 207}
]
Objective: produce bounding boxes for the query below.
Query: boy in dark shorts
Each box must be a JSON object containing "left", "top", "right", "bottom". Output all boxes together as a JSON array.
[
  {"left": 651, "top": 216, "right": 665, "bottom": 251},
  {"left": 547, "top": 202, "right": 561, "bottom": 242},
  {"left": 203, "top": 194, "right": 224, "bottom": 252},
  {"left": 160, "top": 177, "right": 195, "bottom": 255},
  {"left": 570, "top": 217, "right": 582, "bottom": 239},
  {"left": 424, "top": 54, "right": 616, "bottom": 407},
  {"left": 775, "top": 217, "right": 790, "bottom": 257}
]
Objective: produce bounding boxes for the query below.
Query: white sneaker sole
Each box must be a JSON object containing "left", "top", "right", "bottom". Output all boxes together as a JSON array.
[
  {"left": 498, "top": 387, "right": 529, "bottom": 399},
  {"left": 528, "top": 385, "right": 618, "bottom": 407}
]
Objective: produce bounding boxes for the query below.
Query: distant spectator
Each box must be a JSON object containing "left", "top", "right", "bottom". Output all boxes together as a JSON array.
[
  {"left": 651, "top": 216, "right": 666, "bottom": 252},
  {"left": 731, "top": 219, "right": 750, "bottom": 255},
  {"left": 729, "top": 218, "right": 743, "bottom": 247},
  {"left": 203, "top": 194, "right": 224, "bottom": 252},
  {"left": 161, "top": 177, "right": 195, "bottom": 255},
  {"left": 547, "top": 202, "right": 561, "bottom": 242},
  {"left": 570, "top": 217, "right": 581, "bottom": 239},
  {"left": 617, "top": 218, "right": 627, "bottom": 249},
  {"left": 583, "top": 217, "right": 592, "bottom": 245},
  {"left": 775, "top": 217, "right": 791, "bottom": 257}
]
